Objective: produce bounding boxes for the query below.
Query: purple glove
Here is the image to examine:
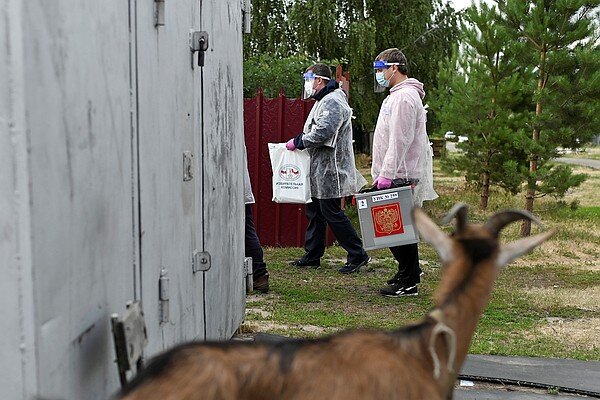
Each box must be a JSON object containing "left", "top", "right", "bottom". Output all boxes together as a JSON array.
[
  {"left": 374, "top": 176, "right": 393, "bottom": 190},
  {"left": 286, "top": 139, "right": 296, "bottom": 151}
]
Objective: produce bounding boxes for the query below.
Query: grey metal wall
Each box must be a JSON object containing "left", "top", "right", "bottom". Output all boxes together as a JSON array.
[
  {"left": 201, "top": 0, "right": 246, "bottom": 340},
  {"left": 1, "top": 1, "right": 38, "bottom": 397},
  {"left": 0, "top": 0, "right": 246, "bottom": 398}
]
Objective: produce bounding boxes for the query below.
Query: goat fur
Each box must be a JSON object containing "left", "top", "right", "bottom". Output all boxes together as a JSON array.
[{"left": 119, "top": 204, "right": 553, "bottom": 400}]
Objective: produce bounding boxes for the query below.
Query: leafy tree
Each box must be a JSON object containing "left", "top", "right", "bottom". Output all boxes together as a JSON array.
[
  {"left": 243, "top": 54, "right": 314, "bottom": 98},
  {"left": 289, "top": 0, "right": 343, "bottom": 60},
  {"left": 345, "top": 0, "right": 460, "bottom": 150},
  {"left": 244, "top": 0, "right": 295, "bottom": 58},
  {"left": 497, "top": 0, "right": 600, "bottom": 236},
  {"left": 433, "top": 4, "right": 532, "bottom": 209},
  {"left": 346, "top": 18, "right": 378, "bottom": 151},
  {"left": 242, "top": 0, "right": 460, "bottom": 152}
]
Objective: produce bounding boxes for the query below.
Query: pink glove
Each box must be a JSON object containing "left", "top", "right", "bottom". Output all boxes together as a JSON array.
[
  {"left": 286, "top": 139, "right": 296, "bottom": 151},
  {"left": 374, "top": 176, "right": 393, "bottom": 190}
]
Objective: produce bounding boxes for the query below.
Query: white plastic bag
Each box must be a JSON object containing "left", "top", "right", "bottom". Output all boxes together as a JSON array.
[{"left": 268, "top": 143, "right": 312, "bottom": 203}]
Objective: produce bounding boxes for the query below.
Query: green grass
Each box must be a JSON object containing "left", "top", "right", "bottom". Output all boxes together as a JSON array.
[{"left": 245, "top": 158, "right": 600, "bottom": 361}]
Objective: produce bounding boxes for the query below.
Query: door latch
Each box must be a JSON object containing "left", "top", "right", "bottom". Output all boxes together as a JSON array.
[
  {"left": 192, "top": 250, "right": 211, "bottom": 273},
  {"left": 189, "top": 31, "right": 209, "bottom": 67}
]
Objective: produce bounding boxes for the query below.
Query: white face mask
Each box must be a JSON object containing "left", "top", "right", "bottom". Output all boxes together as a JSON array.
[{"left": 304, "top": 80, "right": 315, "bottom": 98}]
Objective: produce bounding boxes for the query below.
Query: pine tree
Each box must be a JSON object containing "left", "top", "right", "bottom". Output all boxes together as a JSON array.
[
  {"left": 497, "top": 0, "right": 600, "bottom": 236},
  {"left": 433, "top": 3, "right": 532, "bottom": 209}
]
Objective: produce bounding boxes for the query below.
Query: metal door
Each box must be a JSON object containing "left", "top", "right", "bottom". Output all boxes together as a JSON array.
[
  {"left": 19, "top": 1, "right": 136, "bottom": 398},
  {"left": 200, "top": 0, "right": 246, "bottom": 340},
  {"left": 135, "top": 0, "right": 205, "bottom": 352}
]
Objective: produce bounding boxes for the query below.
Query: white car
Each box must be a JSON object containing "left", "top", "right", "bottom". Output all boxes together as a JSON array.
[
  {"left": 444, "top": 131, "right": 456, "bottom": 140},
  {"left": 458, "top": 135, "right": 468, "bottom": 143}
]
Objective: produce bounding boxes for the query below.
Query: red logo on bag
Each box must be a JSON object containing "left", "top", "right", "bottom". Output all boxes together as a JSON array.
[
  {"left": 372, "top": 203, "right": 404, "bottom": 237},
  {"left": 279, "top": 164, "right": 301, "bottom": 181}
]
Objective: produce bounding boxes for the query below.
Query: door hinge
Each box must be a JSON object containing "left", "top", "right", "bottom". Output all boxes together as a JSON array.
[
  {"left": 158, "top": 269, "right": 169, "bottom": 323},
  {"left": 183, "top": 151, "right": 194, "bottom": 181},
  {"left": 192, "top": 250, "right": 211, "bottom": 273},
  {"left": 154, "top": 0, "right": 165, "bottom": 27},
  {"left": 244, "top": 257, "right": 253, "bottom": 293},
  {"left": 242, "top": 0, "right": 252, "bottom": 34}
]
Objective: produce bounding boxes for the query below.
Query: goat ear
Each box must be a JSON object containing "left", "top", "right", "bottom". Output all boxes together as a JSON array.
[
  {"left": 413, "top": 207, "right": 453, "bottom": 264},
  {"left": 496, "top": 229, "right": 555, "bottom": 268}
]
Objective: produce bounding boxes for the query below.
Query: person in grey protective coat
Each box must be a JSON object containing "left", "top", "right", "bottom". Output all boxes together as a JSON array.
[{"left": 286, "top": 63, "right": 370, "bottom": 273}]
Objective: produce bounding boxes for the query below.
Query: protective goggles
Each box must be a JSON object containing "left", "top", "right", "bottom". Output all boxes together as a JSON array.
[
  {"left": 303, "top": 72, "right": 330, "bottom": 81},
  {"left": 372, "top": 60, "right": 400, "bottom": 70}
]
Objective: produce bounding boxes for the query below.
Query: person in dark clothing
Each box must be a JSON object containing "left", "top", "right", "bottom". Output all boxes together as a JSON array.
[
  {"left": 243, "top": 148, "right": 269, "bottom": 293},
  {"left": 245, "top": 204, "right": 268, "bottom": 292},
  {"left": 286, "top": 63, "right": 370, "bottom": 273}
]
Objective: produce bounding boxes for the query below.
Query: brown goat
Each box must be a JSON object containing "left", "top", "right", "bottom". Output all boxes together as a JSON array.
[{"left": 119, "top": 204, "right": 553, "bottom": 400}]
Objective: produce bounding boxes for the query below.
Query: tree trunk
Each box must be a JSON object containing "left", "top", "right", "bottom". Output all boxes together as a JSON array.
[
  {"left": 521, "top": 186, "right": 535, "bottom": 236},
  {"left": 522, "top": 49, "right": 546, "bottom": 237},
  {"left": 521, "top": 126, "right": 540, "bottom": 236},
  {"left": 480, "top": 170, "right": 490, "bottom": 210}
]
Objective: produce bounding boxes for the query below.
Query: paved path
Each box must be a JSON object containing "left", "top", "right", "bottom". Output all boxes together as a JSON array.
[
  {"left": 553, "top": 157, "right": 600, "bottom": 170},
  {"left": 446, "top": 140, "right": 600, "bottom": 171},
  {"left": 456, "top": 355, "right": 600, "bottom": 398}
]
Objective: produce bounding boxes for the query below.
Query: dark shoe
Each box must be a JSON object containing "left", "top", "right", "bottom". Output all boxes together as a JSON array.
[
  {"left": 253, "top": 274, "right": 269, "bottom": 293},
  {"left": 386, "top": 269, "right": 424, "bottom": 284},
  {"left": 380, "top": 283, "right": 418, "bottom": 298},
  {"left": 290, "top": 257, "right": 321, "bottom": 269},
  {"left": 386, "top": 271, "right": 402, "bottom": 285},
  {"left": 338, "top": 256, "right": 371, "bottom": 274}
]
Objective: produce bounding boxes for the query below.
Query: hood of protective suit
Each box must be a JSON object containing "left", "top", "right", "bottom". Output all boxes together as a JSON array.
[{"left": 390, "top": 78, "right": 425, "bottom": 99}]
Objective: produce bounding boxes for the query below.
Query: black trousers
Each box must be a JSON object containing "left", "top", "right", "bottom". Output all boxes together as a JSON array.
[
  {"left": 389, "top": 243, "right": 421, "bottom": 286},
  {"left": 245, "top": 205, "right": 267, "bottom": 278},
  {"left": 304, "top": 197, "right": 368, "bottom": 265}
]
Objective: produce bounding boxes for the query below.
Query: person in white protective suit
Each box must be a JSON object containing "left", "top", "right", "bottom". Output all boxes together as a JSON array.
[
  {"left": 371, "top": 48, "right": 438, "bottom": 297},
  {"left": 286, "top": 63, "right": 370, "bottom": 274}
]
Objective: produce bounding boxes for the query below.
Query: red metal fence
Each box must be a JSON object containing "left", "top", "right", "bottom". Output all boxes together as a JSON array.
[{"left": 244, "top": 89, "right": 334, "bottom": 247}]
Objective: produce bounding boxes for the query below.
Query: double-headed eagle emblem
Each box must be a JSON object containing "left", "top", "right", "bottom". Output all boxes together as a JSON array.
[{"left": 374, "top": 206, "right": 401, "bottom": 234}]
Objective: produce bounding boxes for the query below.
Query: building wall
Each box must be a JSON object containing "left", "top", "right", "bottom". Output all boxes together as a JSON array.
[
  {"left": 0, "top": 1, "right": 38, "bottom": 398},
  {"left": 0, "top": 1, "right": 246, "bottom": 398}
]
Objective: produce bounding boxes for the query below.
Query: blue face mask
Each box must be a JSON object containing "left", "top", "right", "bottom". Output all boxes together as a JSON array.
[{"left": 375, "top": 71, "right": 390, "bottom": 88}]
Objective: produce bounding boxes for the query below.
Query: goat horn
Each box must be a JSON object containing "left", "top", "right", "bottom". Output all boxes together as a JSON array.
[
  {"left": 485, "top": 209, "right": 544, "bottom": 237},
  {"left": 496, "top": 229, "right": 555, "bottom": 268},
  {"left": 413, "top": 207, "right": 454, "bottom": 264},
  {"left": 440, "top": 203, "right": 468, "bottom": 233}
]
